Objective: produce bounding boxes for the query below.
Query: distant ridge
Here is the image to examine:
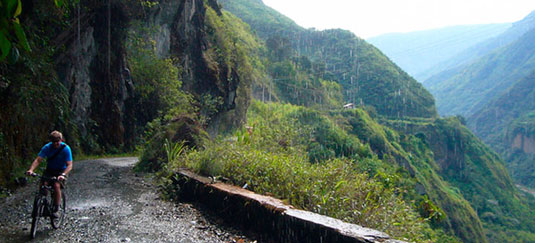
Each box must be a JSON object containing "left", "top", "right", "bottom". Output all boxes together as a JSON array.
[
  {"left": 367, "top": 23, "right": 511, "bottom": 80},
  {"left": 420, "top": 10, "right": 535, "bottom": 82},
  {"left": 422, "top": 9, "right": 535, "bottom": 193},
  {"left": 424, "top": 13, "right": 535, "bottom": 117}
]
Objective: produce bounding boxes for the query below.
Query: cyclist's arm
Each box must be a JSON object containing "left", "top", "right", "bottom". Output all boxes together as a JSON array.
[
  {"left": 27, "top": 156, "right": 44, "bottom": 174},
  {"left": 63, "top": 160, "right": 72, "bottom": 176}
]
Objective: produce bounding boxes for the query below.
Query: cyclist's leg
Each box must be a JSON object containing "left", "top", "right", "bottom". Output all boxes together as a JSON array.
[
  {"left": 43, "top": 168, "right": 62, "bottom": 207},
  {"left": 53, "top": 182, "right": 62, "bottom": 207}
]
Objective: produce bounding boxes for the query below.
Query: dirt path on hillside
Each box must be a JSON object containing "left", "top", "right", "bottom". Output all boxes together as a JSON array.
[
  {"left": 516, "top": 184, "right": 535, "bottom": 197},
  {"left": 0, "top": 157, "right": 254, "bottom": 242}
]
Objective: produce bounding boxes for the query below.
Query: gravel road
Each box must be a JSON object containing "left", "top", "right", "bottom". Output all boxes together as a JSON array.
[{"left": 0, "top": 157, "right": 254, "bottom": 242}]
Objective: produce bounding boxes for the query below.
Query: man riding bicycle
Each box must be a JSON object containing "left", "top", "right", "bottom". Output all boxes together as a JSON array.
[{"left": 26, "top": 131, "right": 73, "bottom": 218}]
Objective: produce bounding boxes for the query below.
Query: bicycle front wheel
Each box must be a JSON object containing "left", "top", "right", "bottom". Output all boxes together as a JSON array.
[
  {"left": 30, "top": 197, "right": 43, "bottom": 239},
  {"left": 51, "top": 191, "right": 66, "bottom": 229}
]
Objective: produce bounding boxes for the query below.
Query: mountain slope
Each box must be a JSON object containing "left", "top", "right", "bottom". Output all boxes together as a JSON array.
[
  {"left": 217, "top": 0, "right": 300, "bottom": 39},
  {"left": 425, "top": 26, "right": 535, "bottom": 117},
  {"left": 220, "top": 0, "right": 437, "bottom": 119},
  {"left": 420, "top": 11, "right": 535, "bottom": 82},
  {"left": 469, "top": 72, "right": 535, "bottom": 187},
  {"left": 367, "top": 23, "right": 511, "bottom": 80},
  {"left": 219, "top": 1, "right": 535, "bottom": 242},
  {"left": 384, "top": 116, "right": 535, "bottom": 242}
]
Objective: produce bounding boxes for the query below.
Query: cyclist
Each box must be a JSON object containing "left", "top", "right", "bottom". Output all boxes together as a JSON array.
[{"left": 26, "top": 130, "right": 73, "bottom": 218}]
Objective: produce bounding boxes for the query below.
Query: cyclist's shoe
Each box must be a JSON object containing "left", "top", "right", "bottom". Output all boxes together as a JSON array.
[{"left": 51, "top": 205, "right": 60, "bottom": 218}]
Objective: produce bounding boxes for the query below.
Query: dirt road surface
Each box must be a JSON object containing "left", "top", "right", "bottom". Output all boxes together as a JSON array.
[{"left": 0, "top": 157, "right": 254, "bottom": 242}]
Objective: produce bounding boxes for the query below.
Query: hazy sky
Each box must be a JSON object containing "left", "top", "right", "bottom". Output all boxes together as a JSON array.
[{"left": 262, "top": 0, "right": 535, "bottom": 38}]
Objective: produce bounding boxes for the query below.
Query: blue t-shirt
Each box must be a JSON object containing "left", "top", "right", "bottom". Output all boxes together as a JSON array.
[{"left": 38, "top": 142, "right": 73, "bottom": 170}]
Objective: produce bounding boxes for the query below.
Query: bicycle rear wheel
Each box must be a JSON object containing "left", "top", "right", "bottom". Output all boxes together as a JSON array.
[
  {"left": 51, "top": 191, "right": 66, "bottom": 229},
  {"left": 30, "top": 197, "right": 44, "bottom": 239}
]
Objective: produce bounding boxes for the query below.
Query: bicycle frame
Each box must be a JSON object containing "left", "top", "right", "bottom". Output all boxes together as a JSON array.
[
  {"left": 29, "top": 173, "right": 66, "bottom": 239},
  {"left": 36, "top": 179, "right": 55, "bottom": 214}
]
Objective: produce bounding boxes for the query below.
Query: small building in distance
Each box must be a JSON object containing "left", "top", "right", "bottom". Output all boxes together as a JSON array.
[{"left": 343, "top": 103, "right": 355, "bottom": 109}]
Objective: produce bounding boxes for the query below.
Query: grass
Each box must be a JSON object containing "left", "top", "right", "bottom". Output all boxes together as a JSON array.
[
  {"left": 153, "top": 101, "right": 458, "bottom": 242},
  {"left": 163, "top": 140, "right": 445, "bottom": 242},
  {"left": 75, "top": 152, "right": 140, "bottom": 161}
]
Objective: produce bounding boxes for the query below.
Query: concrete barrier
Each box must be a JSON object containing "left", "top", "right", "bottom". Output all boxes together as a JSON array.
[{"left": 173, "top": 169, "right": 406, "bottom": 243}]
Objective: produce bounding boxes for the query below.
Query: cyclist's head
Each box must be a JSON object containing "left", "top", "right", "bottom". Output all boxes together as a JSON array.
[{"left": 49, "top": 131, "right": 63, "bottom": 143}]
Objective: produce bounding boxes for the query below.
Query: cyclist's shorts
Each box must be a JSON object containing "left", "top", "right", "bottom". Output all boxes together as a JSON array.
[{"left": 43, "top": 168, "right": 66, "bottom": 188}]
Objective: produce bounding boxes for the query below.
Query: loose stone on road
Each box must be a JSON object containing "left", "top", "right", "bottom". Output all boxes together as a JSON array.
[{"left": 0, "top": 157, "right": 254, "bottom": 242}]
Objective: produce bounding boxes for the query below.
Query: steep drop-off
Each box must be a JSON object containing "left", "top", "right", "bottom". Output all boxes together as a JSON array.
[
  {"left": 469, "top": 73, "right": 535, "bottom": 187},
  {"left": 383, "top": 117, "right": 535, "bottom": 242},
  {"left": 219, "top": 0, "right": 535, "bottom": 242}
]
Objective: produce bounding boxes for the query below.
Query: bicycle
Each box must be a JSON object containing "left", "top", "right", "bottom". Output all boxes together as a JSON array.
[{"left": 28, "top": 172, "right": 67, "bottom": 239}]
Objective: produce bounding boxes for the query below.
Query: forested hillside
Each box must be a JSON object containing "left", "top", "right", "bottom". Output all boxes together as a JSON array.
[
  {"left": 425, "top": 25, "right": 535, "bottom": 117},
  {"left": 469, "top": 73, "right": 535, "bottom": 187},
  {"left": 367, "top": 23, "right": 510, "bottom": 80},
  {"left": 368, "top": 9, "right": 535, "bottom": 193},
  {"left": 221, "top": 0, "right": 437, "bottom": 119},
  {"left": 414, "top": 11, "right": 535, "bottom": 192},
  {"left": 218, "top": 0, "right": 535, "bottom": 242}
]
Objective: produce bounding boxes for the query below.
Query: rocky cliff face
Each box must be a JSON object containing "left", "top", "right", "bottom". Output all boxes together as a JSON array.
[
  {"left": 512, "top": 133, "right": 535, "bottom": 155},
  {"left": 55, "top": 0, "right": 245, "bottom": 151},
  {"left": 57, "top": 26, "right": 97, "bottom": 142},
  {"left": 0, "top": 0, "right": 251, "bottom": 186},
  {"left": 169, "top": 0, "right": 242, "bottom": 123}
]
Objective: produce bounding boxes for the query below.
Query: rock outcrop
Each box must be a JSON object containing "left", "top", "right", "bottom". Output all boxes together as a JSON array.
[
  {"left": 54, "top": 0, "right": 246, "bottom": 151},
  {"left": 512, "top": 133, "right": 535, "bottom": 155}
]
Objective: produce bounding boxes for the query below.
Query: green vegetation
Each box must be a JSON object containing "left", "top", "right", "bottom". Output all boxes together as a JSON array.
[
  {"left": 220, "top": 0, "right": 437, "bottom": 118},
  {"left": 152, "top": 101, "right": 458, "bottom": 242},
  {"left": 75, "top": 152, "right": 139, "bottom": 161},
  {"left": 0, "top": 0, "right": 255, "bottom": 186},
  {"left": 419, "top": 12, "right": 534, "bottom": 83},
  {"left": 125, "top": 20, "right": 195, "bottom": 136},
  {"left": 201, "top": 5, "right": 262, "bottom": 132},
  {"left": 135, "top": 3, "right": 265, "bottom": 172},
  {"left": 0, "top": 0, "right": 31, "bottom": 61},
  {"left": 385, "top": 116, "right": 535, "bottom": 242},
  {"left": 218, "top": 0, "right": 300, "bottom": 40},
  {"left": 503, "top": 112, "right": 535, "bottom": 187},
  {"left": 510, "top": 112, "right": 535, "bottom": 136},
  {"left": 341, "top": 110, "right": 485, "bottom": 242},
  {"left": 136, "top": 1, "right": 535, "bottom": 242},
  {"left": 0, "top": 1, "right": 77, "bottom": 186},
  {"left": 426, "top": 28, "right": 535, "bottom": 117},
  {"left": 217, "top": 0, "right": 346, "bottom": 110},
  {"left": 411, "top": 13, "right": 535, "bottom": 241},
  {"left": 297, "top": 29, "right": 437, "bottom": 118},
  {"left": 4, "top": 1, "right": 535, "bottom": 242},
  {"left": 468, "top": 72, "right": 535, "bottom": 188}
]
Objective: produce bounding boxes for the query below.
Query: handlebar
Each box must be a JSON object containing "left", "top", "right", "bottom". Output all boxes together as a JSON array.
[
  {"left": 26, "top": 172, "right": 65, "bottom": 181},
  {"left": 28, "top": 172, "right": 39, "bottom": 177}
]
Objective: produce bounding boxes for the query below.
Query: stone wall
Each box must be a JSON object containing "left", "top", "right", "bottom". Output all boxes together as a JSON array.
[{"left": 173, "top": 169, "right": 405, "bottom": 243}]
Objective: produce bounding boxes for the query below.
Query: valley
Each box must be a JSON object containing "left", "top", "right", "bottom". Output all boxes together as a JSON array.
[{"left": 1, "top": 1, "right": 534, "bottom": 242}]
